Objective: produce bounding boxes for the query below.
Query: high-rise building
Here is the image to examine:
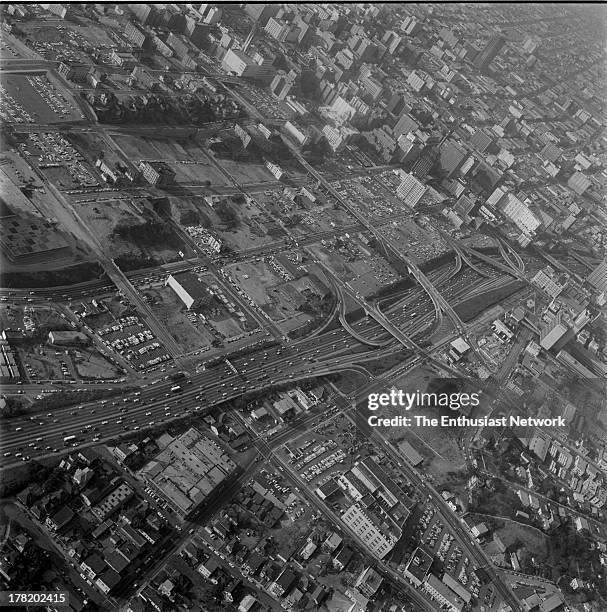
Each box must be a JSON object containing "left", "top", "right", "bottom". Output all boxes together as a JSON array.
[
  {"left": 392, "top": 113, "right": 419, "bottom": 138},
  {"left": 473, "top": 34, "right": 506, "bottom": 72},
  {"left": 396, "top": 171, "right": 427, "bottom": 208},
  {"left": 123, "top": 21, "right": 147, "bottom": 48},
  {"left": 470, "top": 129, "right": 494, "bottom": 154},
  {"left": 341, "top": 503, "right": 396, "bottom": 559},
  {"left": 588, "top": 260, "right": 607, "bottom": 293},
  {"left": 499, "top": 194, "right": 541, "bottom": 235},
  {"left": 539, "top": 312, "right": 569, "bottom": 350},
  {"left": 438, "top": 140, "right": 467, "bottom": 178},
  {"left": 244, "top": 3, "right": 279, "bottom": 27}
]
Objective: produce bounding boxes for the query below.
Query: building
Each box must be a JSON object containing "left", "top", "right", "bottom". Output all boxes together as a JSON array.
[
  {"left": 283, "top": 121, "right": 309, "bottom": 146},
  {"left": 138, "top": 428, "right": 236, "bottom": 519},
  {"left": 341, "top": 503, "right": 396, "bottom": 559},
  {"left": 438, "top": 140, "right": 468, "bottom": 178},
  {"left": 424, "top": 574, "right": 464, "bottom": 612},
  {"left": 124, "top": 21, "right": 147, "bottom": 47},
  {"left": 138, "top": 161, "right": 175, "bottom": 187},
  {"left": 588, "top": 260, "right": 607, "bottom": 293},
  {"left": 354, "top": 567, "right": 383, "bottom": 598},
  {"left": 398, "top": 440, "right": 423, "bottom": 466},
  {"left": 92, "top": 482, "right": 134, "bottom": 521},
  {"left": 539, "top": 312, "right": 569, "bottom": 350},
  {"left": 473, "top": 34, "right": 506, "bottom": 72},
  {"left": 392, "top": 113, "right": 419, "bottom": 139},
  {"left": 268, "top": 568, "right": 297, "bottom": 597},
  {"left": 404, "top": 547, "right": 433, "bottom": 587},
  {"left": 166, "top": 272, "right": 212, "bottom": 311},
  {"left": 58, "top": 61, "right": 91, "bottom": 82},
  {"left": 48, "top": 331, "right": 89, "bottom": 345},
  {"left": 532, "top": 268, "right": 565, "bottom": 298},
  {"left": 499, "top": 193, "right": 541, "bottom": 236},
  {"left": 567, "top": 171, "right": 592, "bottom": 195},
  {"left": 244, "top": 3, "right": 279, "bottom": 27},
  {"left": 395, "top": 170, "right": 427, "bottom": 208}
]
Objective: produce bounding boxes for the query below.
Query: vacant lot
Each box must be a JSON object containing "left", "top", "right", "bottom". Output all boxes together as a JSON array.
[
  {"left": 144, "top": 285, "right": 215, "bottom": 352},
  {"left": 213, "top": 158, "right": 274, "bottom": 184},
  {"left": 71, "top": 348, "right": 122, "bottom": 380}
]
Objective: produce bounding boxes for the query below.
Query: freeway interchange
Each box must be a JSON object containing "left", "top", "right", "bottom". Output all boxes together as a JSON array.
[{"left": 2, "top": 251, "right": 522, "bottom": 467}]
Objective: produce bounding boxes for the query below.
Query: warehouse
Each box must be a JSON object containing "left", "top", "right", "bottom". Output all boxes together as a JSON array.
[{"left": 166, "top": 272, "right": 212, "bottom": 311}]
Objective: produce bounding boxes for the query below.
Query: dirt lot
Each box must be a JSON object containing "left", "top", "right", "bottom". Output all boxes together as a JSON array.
[
  {"left": 376, "top": 366, "right": 469, "bottom": 482},
  {"left": 213, "top": 158, "right": 274, "bottom": 184},
  {"left": 71, "top": 348, "right": 122, "bottom": 380}
]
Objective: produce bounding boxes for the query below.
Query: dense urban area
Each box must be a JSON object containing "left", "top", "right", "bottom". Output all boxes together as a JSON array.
[{"left": 1, "top": 3, "right": 607, "bottom": 612}]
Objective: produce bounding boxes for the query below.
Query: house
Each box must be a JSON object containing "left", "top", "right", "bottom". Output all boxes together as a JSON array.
[
  {"left": 268, "top": 568, "right": 297, "bottom": 597},
  {"left": 96, "top": 568, "right": 121, "bottom": 594},
  {"left": 81, "top": 553, "right": 107, "bottom": 580},
  {"left": 333, "top": 546, "right": 354, "bottom": 571},
  {"left": 198, "top": 558, "right": 220, "bottom": 579},
  {"left": 46, "top": 505, "right": 74, "bottom": 532},
  {"left": 105, "top": 551, "right": 130, "bottom": 574}
]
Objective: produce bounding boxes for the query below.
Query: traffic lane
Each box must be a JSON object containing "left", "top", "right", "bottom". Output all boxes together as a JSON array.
[{"left": 1, "top": 362, "right": 374, "bottom": 464}]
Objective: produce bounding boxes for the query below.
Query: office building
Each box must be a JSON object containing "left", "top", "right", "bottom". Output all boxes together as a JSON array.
[
  {"left": 392, "top": 113, "right": 419, "bottom": 139},
  {"left": 532, "top": 268, "right": 565, "bottom": 298},
  {"left": 123, "top": 21, "right": 147, "bottom": 47},
  {"left": 244, "top": 3, "right": 279, "bottom": 27},
  {"left": 438, "top": 140, "right": 468, "bottom": 178},
  {"left": 341, "top": 503, "right": 396, "bottom": 559},
  {"left": 396, "top": 171, "right": 427, "bottom": 208},
  {"left": 166, "top": 273, "right": 212, "bottom": 311},
  {"left": 470, "top": 129, "right": 494, "bottom": 154},
  {"left": 588, "top": 260, "right": 607, "bottom": 293},
  {"left": 499, "top": 194, "right": 541, "bottom": 235},
  {"left": 473, "top": 34, "right": 506, "bottom": 72},
  {"left": 58, "top": 61, "right": 92, "bottom": 82},
  {"left": 539, "top": 312, "right": 569, "bottom": 350},
  {"left": 404, "top": 547, "right": 433, "bottom": 586}
]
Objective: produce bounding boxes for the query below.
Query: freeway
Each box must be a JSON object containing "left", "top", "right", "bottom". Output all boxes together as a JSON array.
[
  {"left": 2, "top": 249, "right": 519, "bottom": 465},
  {"left": 289, "top": 147, "right": 486, "bottom": 357}
]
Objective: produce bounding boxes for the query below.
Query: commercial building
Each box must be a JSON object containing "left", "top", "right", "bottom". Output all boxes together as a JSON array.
[
  {"left": 138, "top": 428, "right": 236, "bottom": 519},
  {"left": 166, "top": 272, "right": 212, "bottom": 311},
  {"left": 567, "top": 172, "right": 592, "bottom": 195}
]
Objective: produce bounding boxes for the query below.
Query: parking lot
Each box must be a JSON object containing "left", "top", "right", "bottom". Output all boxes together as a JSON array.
[
  {"left": 93, "top": 315, "right": 171, "bottom": 371},
  {"left": 414, "top": 509, "right": 483, "bottom": 601},
  {"left": 2, "top": 72, "right": 84, "bottom": 123}
]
